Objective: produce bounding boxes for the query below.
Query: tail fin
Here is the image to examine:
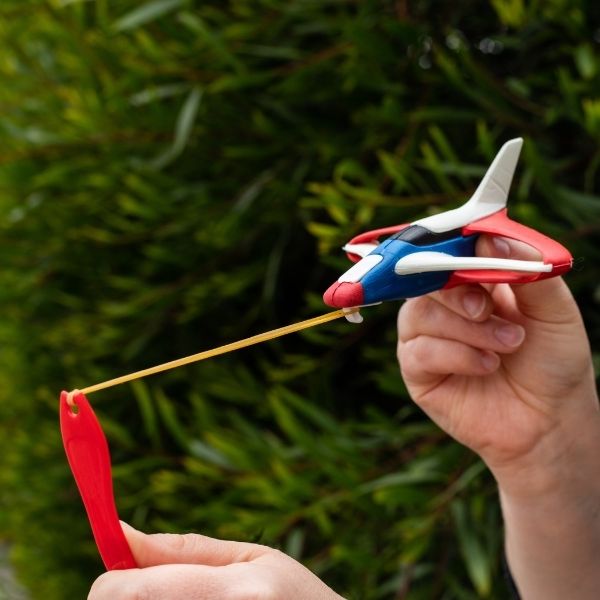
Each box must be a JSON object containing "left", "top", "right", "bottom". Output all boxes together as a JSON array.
[
  {"left": 467, "top": 137, "right": 523, "bottom": 212},
  {"left": 414, "top": 138, "right": 523, "bottom": 233}
]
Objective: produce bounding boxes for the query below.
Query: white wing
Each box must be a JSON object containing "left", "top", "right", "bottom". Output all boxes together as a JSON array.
[
  {"left": 394, "top": 251, "right": 551, "bottom": 275},
  {"left": 342, "top": 243, "right": 379, "bottom": 258},
  {"left": 413, "top": 138, "right": 523, "bottom": 233}
]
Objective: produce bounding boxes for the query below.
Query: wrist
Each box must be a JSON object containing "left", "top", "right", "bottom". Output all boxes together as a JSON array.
[
  {"left": 499, "top": 414, "right": 600, "bottom": 600},
  {"left": 490, "top": 404, "right": 600, "bottom": 501}
]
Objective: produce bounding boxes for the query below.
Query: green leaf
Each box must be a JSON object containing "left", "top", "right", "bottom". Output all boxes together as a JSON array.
[
  {"left": 129, "top": 83, "right": 190, "bottom": 107},
  {"left": 131, "top": 380, "right": 161, "bottom": 449},
  {"left": 150, "top": 86, "right": 203, "bottom": 170},
  {"left": 188, "top": 439, "right": 234, "bottom": 470},
  {"left": 113, "top": 0, "right": 184, "bottom": 33},
  {"left": 155, "top": 389, "right": 190, "bottom": 451},
  {"left": 575, "top": 44, "right": 596, "bottom": 80},
  {"left": 452, "top": 500, "right": 492, "bottom": 597},
  {"left": 490, "top": 0, "right": 526, "bottom": 27}
]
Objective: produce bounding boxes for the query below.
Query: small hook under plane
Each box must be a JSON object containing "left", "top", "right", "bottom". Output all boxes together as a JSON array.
[{"left": 323, "top": 138, "right": 573, "bottom": 323}]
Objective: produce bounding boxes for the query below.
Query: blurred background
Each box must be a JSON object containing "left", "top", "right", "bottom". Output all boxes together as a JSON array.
[{"left": 0, "top": 1, "right": 598, "bottom": 598}]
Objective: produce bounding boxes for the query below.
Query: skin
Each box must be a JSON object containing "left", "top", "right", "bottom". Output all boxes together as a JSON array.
[
  {"left": 88, "top": 523, "right": 345, "bottom": 600},
  {"left": 397, "top": 235, "right": 600, "bottom": 599},
  {"left": 89, "top": 235, "right": 600, "bottom": 600}
]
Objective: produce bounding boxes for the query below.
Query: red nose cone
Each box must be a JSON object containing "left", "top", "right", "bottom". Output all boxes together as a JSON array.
[{"left": 323, "top": 281, "right": 364, "bottom": 308}]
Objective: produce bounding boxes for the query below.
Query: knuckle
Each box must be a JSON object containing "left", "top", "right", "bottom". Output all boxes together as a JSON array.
[
  {"left": 398, "top": 337, "right": 423, "bottom": 371},
  {"left": 400, "top": 297, "right": 421, "bottom": 321},
  {"left": 267, "top": 547, "right": 289, "bottom": 563},
  {"left": 234, "top": 541, "right": 272, "bottom": 563},
  {"left": 164, "top": 532, "right": 202, "bottom": 555},
  {"left": 244, "top": 580, "right": 279, "bottom": 600},
  {"left": 436, "top": 288, "right": 464, "bottom": 311},
  {"left": 249, "top": 541, "right": 273, "bottom": 554},
  {"left": 123, "top": 589, "right": 148, "bottom": 600},
  {"left": 396, "top": 338, "right": 409, "bottom": 367},
  {"left": 417, "top": 296, "right": 441, "bottom": 325},
  {"left": 88, "top": 573, "right": 148, "bottom": 600},
  {"left": 119, "top": 582, "right": 149, "bottom": 600},
  {"left": 406, "top": 337, "right": 429, "bottom": 363},
  {"left": 228, "top": 563, "right": 280, "bottom": 600},
  {"left": 398, "top": 297, "right": 431, "bottom": 339},
  {"left": 396, "top": 339, "right": 403, "bottom": 365}
]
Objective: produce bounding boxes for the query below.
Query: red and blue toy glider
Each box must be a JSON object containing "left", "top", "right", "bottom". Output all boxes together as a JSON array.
[{"left": 323, "top": 138, "right": 572, "bottom": 322}]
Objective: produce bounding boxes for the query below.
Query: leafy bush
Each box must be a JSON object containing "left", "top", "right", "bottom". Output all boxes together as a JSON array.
[{"left": 0, "top": 1, "right": 598, "bottom": 598}]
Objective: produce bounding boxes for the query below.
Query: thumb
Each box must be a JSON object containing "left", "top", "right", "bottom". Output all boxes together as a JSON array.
[
  {"left": 120, "top": 522, "right": 268, "bottom": 568},
  {"left": 476, "top": 234, "right": 578, "bottom": 323}
]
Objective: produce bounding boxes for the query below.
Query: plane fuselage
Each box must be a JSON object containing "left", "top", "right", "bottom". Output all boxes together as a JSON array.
[{"left": 324, "top": 225, "right": 477, "bottom": 308}]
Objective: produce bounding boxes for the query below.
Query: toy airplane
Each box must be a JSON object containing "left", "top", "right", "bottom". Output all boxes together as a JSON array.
[{"left": 323, "top": 138, "right": 573, "bottom": 322}]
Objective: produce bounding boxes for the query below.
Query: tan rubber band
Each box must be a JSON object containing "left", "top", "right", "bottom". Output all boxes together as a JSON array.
[
  {"left": 66, "top": 389, "right": 80, "bottom": 408},
  {"left": 76, "top": 308, "right": 354, "bottom": 395}
]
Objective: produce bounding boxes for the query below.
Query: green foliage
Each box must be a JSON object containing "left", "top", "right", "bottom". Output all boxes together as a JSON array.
[{"left": 0, "top": 1, "right": 598, "bottom": 598}]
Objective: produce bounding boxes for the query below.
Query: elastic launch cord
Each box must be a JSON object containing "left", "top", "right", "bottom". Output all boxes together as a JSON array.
[
  {"left": 66, "top": 389, "right": 80, "bottom": 408},
  {"left": 76, "top": 308, "right": 355, "bottom": 395}
]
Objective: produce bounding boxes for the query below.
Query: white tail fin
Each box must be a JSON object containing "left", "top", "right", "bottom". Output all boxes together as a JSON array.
[
  {"left": 413, "top": 138, "right": 523, "bottom": 233},
  {"left": 467, "top": 137, "right": 523, "bottom": 211}
]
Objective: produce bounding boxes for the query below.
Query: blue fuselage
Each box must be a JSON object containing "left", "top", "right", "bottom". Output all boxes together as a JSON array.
[{"left": 360, "top": 234, "right": 478, "bottom": 304}]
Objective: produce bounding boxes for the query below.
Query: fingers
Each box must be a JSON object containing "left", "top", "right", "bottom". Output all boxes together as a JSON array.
[
  {"left": 476, "top": 234, "right": 578, "bottom": 324},
  {"left": 397, "top": 284, "right": 525, "bottom": 391},
  {"left": 477, "top": 232, "right": 542, "bottom": 262},
  {"left": 398, "top": 294, "right": 525, "bottom": 354},
  {"left": 121, "top": 523, "right": 269, "bottom": 568},
  {"left": 399, "top": 335, "right": 500, "bottom": 385},
  {"left": 88, "top": 563, "right": 268, "bottom": 600},
  {"left": 428, "top": 284, "right": 494, "bottom": 322},
  {"left": 89, "top": 533, "right": 342, "bottom": 600}
]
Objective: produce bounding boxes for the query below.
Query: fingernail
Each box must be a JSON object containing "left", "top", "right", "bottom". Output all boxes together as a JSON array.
[
  {"left": 463, "top": 292, "right": 485, "bottom": 318},
  {"left": 494, "top": 323, "right": 525, "bottom": 347},
  {"left": 492, "top": 237, "right": 511, "bottom": 257},
  {"left": 481, "top": 351, "right": 500, "bottom": 371}
]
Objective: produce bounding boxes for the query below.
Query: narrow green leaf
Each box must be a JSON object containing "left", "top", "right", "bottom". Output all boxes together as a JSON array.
[
  {"left": 269, "top": 391, "right": 312, "bottom": 448},
  {"left": 150, "top": 86, "right": 203, "bottom": 169},
  {"left": 131, "top": 380, "right": 161, "bottom": 449},
  {"left": 452, "top": 500, "right": 492, "bottom": 597},
  {"left": 129, "top": 83, "right": 190, "bottom": 107},
  {"left": 113, "top": 0, "right": 184, "bottom": 33},
  {"left": 178, "top": 12, "right": 245, "bottom": 72},
  {"left": 359, "top": 469, "right": 443, "bottom": 494},
  {"left": 188, "top": 439, "right": 234, "bottom": 470},
  {"left": 155, "top": 389, "right": 190, "bottom": 451}
]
